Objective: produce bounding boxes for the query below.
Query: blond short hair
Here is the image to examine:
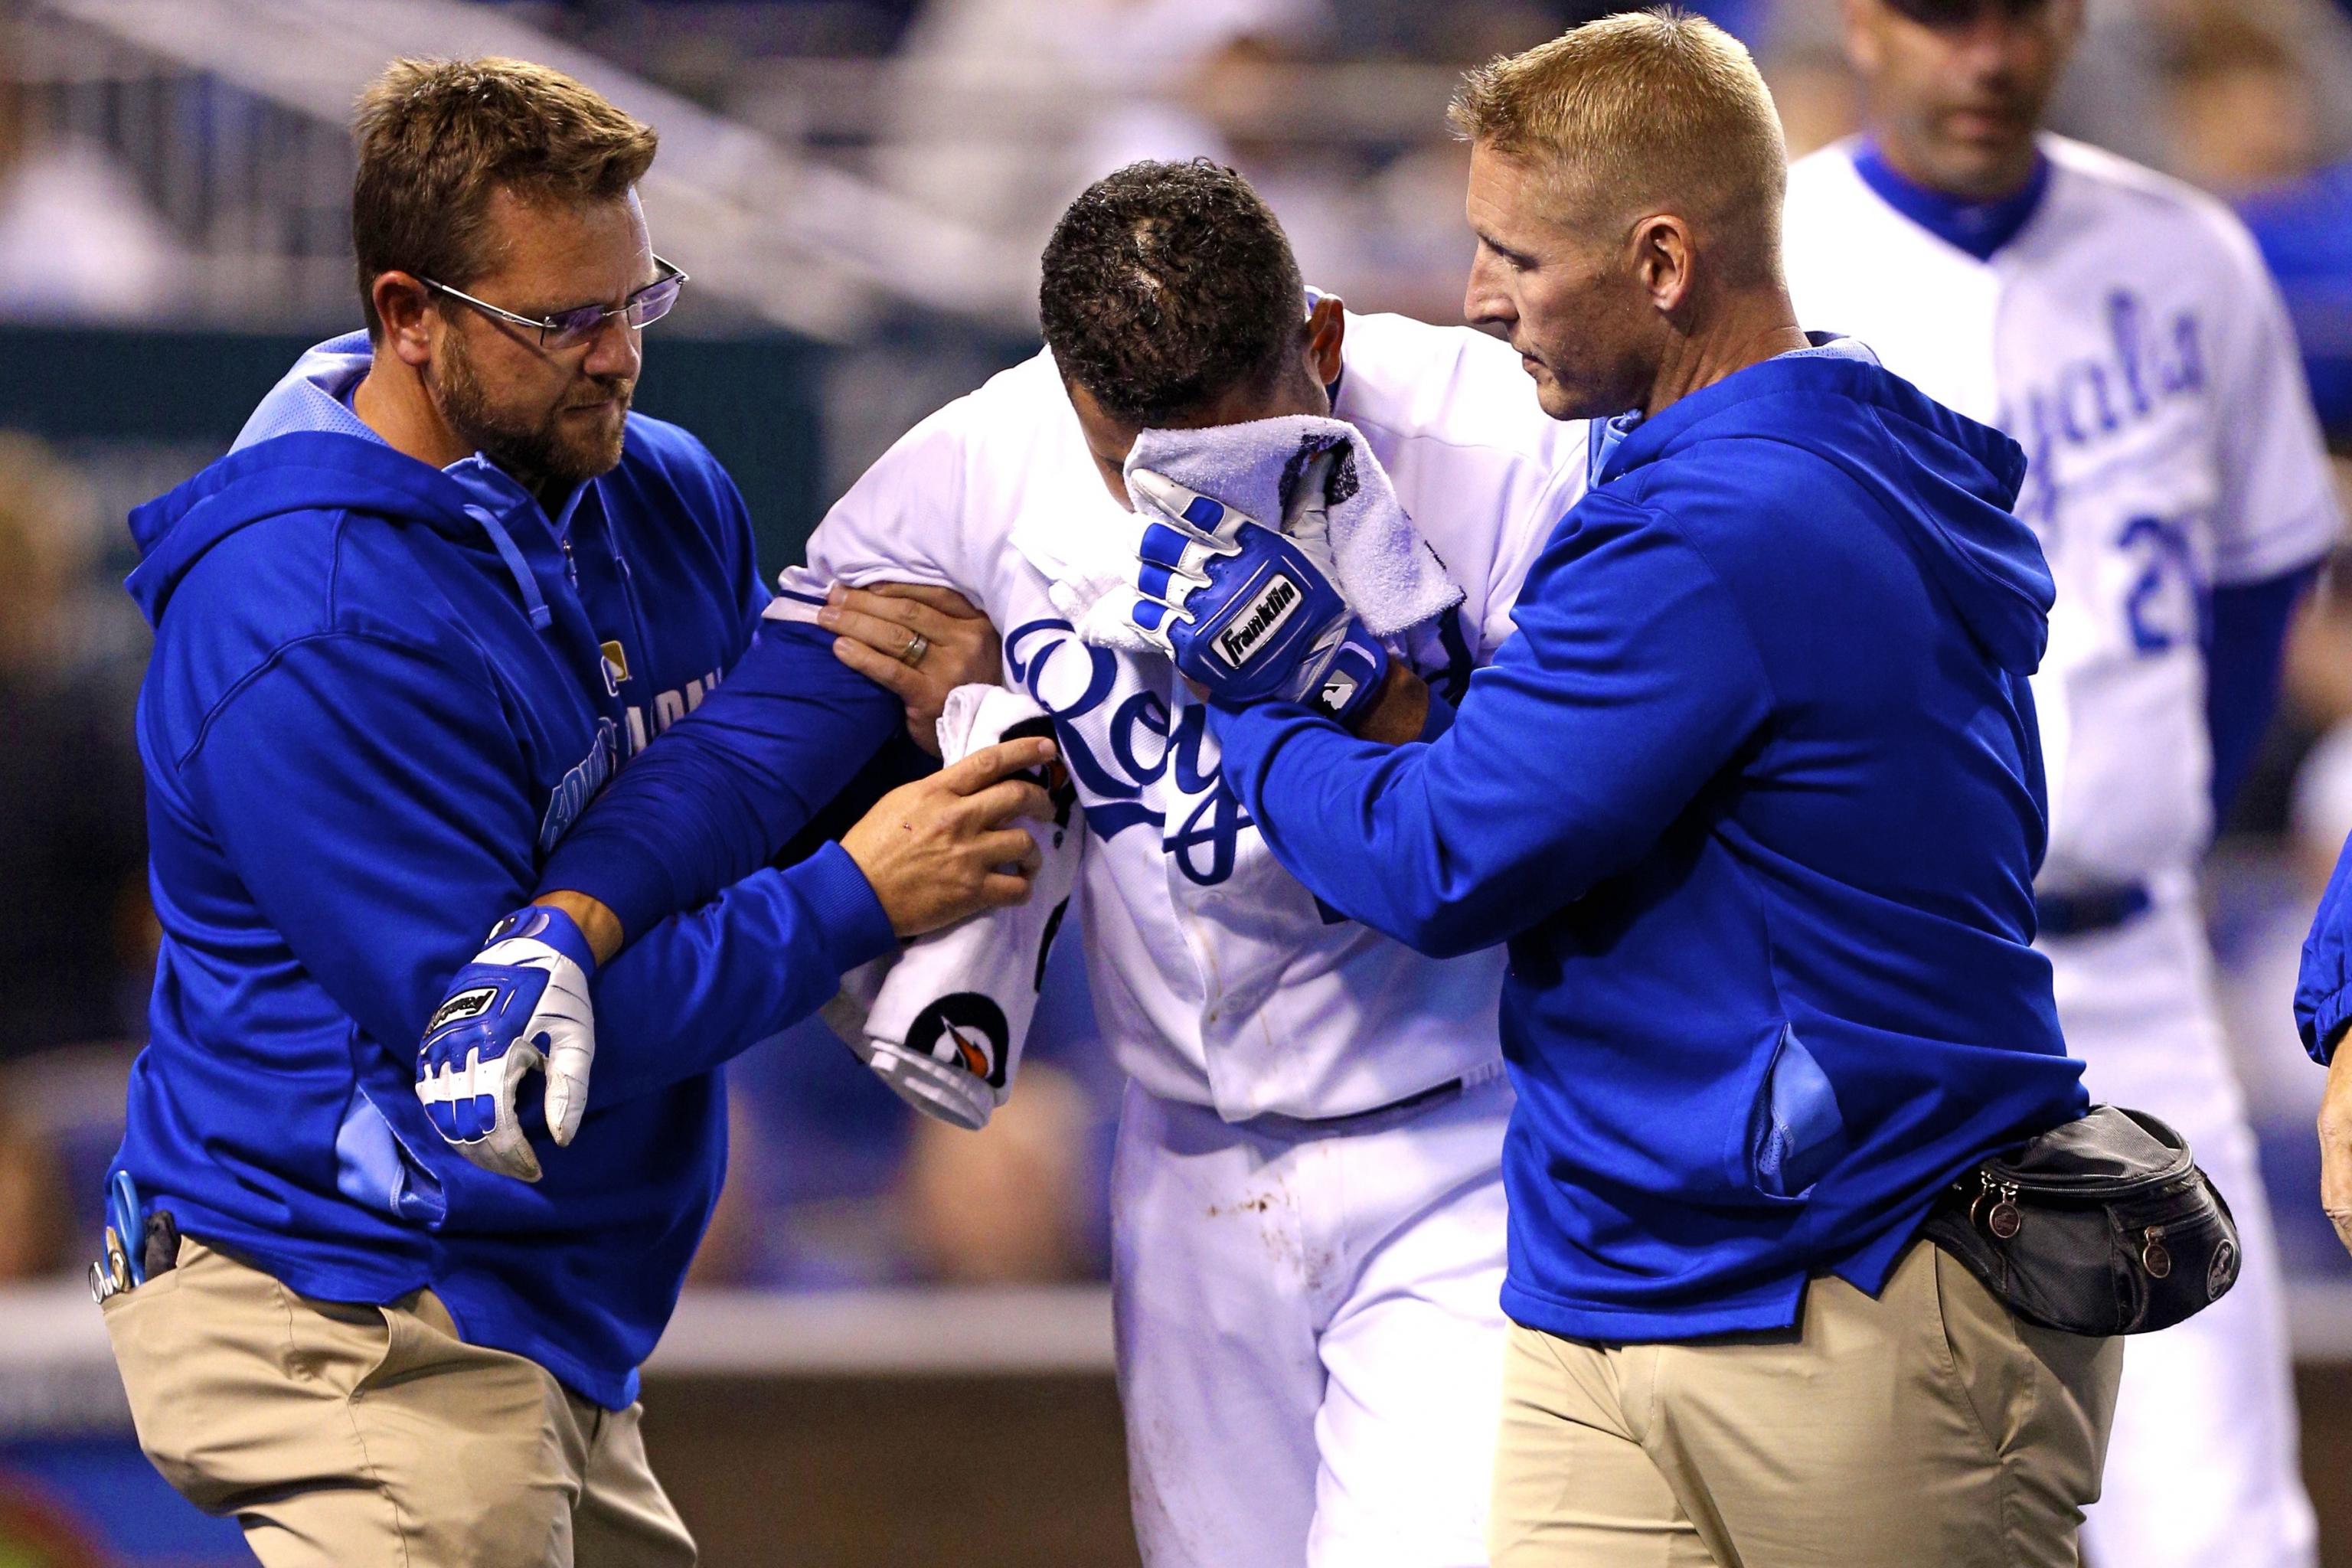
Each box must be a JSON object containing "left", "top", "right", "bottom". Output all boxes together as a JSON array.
[
  {"left": 351, "top": 57, "right": 658, "bottom": 336},
  {"left": 1450, "top": 8, "right": 1786, "bottom": 278}
]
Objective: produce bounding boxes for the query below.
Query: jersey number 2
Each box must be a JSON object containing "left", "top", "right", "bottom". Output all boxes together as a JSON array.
[{"left": 2118, "top": 514, "right": 2197, "bottom": 655}]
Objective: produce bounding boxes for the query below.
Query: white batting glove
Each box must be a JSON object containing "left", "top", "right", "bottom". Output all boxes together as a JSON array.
[{"left": 414, "top": 906, "right": 599, "bottom": 1183}]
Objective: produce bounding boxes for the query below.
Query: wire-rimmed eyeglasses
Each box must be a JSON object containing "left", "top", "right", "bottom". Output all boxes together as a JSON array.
[{"left": 420, "top": 256, "right": 689, "bottom": 351}]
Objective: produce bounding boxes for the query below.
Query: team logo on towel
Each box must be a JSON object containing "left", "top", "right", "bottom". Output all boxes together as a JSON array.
[
  {"left": 908, "top": 993, "right": 1012, "bottom": 1089},
  {"left": 1279, "top": 432, "right": 1360, "bottom": 511},
  {"left": 1214, "top": 573, "right": 1302, "bottom": 668}
]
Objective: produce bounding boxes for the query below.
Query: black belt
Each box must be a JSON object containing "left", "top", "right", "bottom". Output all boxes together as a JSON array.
[
  {"left": 2036, "top": 882, "right": 2151, "bottom": 939},
  {"left": 1241, "top": 1074, "right": 1469, "bottom": 1140}
]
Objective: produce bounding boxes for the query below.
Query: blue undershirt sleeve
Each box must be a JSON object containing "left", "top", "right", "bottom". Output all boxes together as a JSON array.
[
  {"left": 2206, "top": 562, "right": 2321, "bottom": 823},
  {"left": 1211, "top": 497, "right": 1772, "bottom": 959},
  {"left": 535, "top": 619, "right": 901, "bottom": 940}
]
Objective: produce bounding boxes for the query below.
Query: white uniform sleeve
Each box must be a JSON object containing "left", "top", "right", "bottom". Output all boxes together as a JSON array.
[
  {"left": 1484, "top": 451, "right": 1585, "bottom": 652},
  {"left": 795, "top": 402, "right": 975, "bottom": 594},
  {"left": 2207, "top": 220, "right": 2342, "bottom": 584}
]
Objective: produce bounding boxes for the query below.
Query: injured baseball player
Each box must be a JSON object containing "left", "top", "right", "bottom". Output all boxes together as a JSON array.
[{"left": 417, "top": 158, "right": 1589, "bottom": 1567}]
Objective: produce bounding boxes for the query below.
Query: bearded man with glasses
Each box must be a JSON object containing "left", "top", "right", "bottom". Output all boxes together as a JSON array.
[
  {"left": 407, "top": 254, "right": 688, "bottom": 485},
  {"left": 100, "top": 55, "right": 1043, "bottom": 1567}
]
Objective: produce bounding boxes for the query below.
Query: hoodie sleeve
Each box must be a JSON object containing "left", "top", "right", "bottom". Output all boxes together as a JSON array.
[
  {"left": 2298, "top": 828, "right": 2352, "bottom": 1065},
  {"left": 181, "top": 631, "right": 887, "bottom": 1084},
  {"left": 533, "top": 619, "right": 902, "bottom": 939},
  {"left": 534, "top": 398, "right": 1000, "bottom": 939},
  {"left": 1210, "top": 492, "right": 1773, "bottom": 959},
  {"left": 583, "top": 843, "right": 896, "bottom": 1103},
  {"left": 664, "top": 418, "right": 773, "bottom": 638}
]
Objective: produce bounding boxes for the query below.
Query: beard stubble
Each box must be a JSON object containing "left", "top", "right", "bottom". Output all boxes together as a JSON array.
[{"left": 433, "top": 328, "right": 633, "bottom": 491}]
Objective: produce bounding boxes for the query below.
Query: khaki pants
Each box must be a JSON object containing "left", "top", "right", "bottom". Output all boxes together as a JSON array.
[
  {"left": 102, "top": 1237, "right": 695, "bottom": 1568},
  {"left": 1491, "top": 1240, "right": 2122, "bottom": 1568}
]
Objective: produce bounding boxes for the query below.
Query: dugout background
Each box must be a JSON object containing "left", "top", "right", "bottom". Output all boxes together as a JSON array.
[{"left": 1, "top": 0, "right": 2350, "bottom": 1563}]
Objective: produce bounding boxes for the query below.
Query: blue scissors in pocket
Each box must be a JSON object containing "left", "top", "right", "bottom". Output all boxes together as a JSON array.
[{"left": 106, "top": 1170, "right": 145, "bottom": 1289}]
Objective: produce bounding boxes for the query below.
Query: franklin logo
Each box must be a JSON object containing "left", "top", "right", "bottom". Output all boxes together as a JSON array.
[
  {"left": 1215, "top": 573, "right": 1302, "bottom": 668},
  {"left": 428, "top": 986, "right": 498, "bottom": 1034}
]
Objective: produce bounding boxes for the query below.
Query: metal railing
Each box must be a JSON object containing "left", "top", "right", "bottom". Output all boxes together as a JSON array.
[{"left": 15, "top": 0, "right": 1041, "bottom": 338}]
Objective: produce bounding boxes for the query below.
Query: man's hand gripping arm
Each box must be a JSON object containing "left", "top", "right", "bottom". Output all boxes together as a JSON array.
[{"left": 413, "top": 609, "right": 1035, "bottom": 1178}]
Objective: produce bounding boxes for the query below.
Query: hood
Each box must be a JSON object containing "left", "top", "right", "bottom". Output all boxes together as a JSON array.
[
  {"left": 230, "top": 330, "right": 385, "bottom": 452},
  {"left": 127, "top": 335, "right": 538, "bottom": 630},
  {"left": 1603, "top": 338, "right": 2053, "bottom": 676},
  {"left": 126, "top": 431, "right": 486, "bottom": 629}
]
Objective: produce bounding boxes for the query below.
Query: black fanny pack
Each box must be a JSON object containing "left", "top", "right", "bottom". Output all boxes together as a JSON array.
[{"left": 1920, "top": 1105, "right": 2239, "bottom": 1338}]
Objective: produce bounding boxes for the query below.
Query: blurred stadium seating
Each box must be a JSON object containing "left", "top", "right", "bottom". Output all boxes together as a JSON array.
[{"left": 0, "top": 0, "right": 2347, "bottom": 1562}]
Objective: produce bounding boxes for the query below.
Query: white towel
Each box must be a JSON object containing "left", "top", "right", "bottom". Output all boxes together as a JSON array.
[
  {"left": 1009, "top": 415, "right": 1462, "bottom": 655},
  {"left": 822, "top": 685, "right": 1083, "bottom": 1131},
  {"left": 1004, "top": 506, "right": 1165, "bottom": 655},
  {"left": 1132, "top": 416, "right": 1462, "bottom": 635}
]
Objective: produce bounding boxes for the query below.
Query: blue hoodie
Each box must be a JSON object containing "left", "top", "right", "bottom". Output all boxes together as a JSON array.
[
  {"left": 2297, "top": 838, "right": 2352, "bottom": 1063},
  {"left": 1211, "top": 341, "right": 2088, "bottom": 1341},
  {"left": 119, "top": 336, "right": 898, "bottom": 1407}
]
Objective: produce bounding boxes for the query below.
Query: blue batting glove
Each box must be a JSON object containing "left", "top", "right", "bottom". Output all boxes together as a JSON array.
[
  {"left": 1125, "top": 467, "right": 1390, "bottom": 725},
  {"left": 415, "top": 905, "right": 598, "bottom": 1183}
]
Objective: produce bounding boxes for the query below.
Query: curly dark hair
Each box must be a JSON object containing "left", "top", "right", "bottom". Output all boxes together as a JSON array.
[{"left": 1038, "top": 160, "right": 1305, "bottom": 427}]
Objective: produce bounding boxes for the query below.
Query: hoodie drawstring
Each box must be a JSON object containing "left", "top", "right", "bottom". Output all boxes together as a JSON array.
[
  {"left": 466, "top": 505, "right": 553, "bottom": 632},
  {"left": 599, "top": 503, "right": 654, "bottom": 675}
]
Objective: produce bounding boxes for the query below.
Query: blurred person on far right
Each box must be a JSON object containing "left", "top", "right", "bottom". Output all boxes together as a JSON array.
[
  {"left": 2164, "top": 9, "right": 2352, "bottom": 441},
  {"left": 1782, "top": 5, "right": 2342, "bottom": 1568}
]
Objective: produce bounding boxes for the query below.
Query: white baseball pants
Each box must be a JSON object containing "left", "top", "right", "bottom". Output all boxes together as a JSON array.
[
  {"left": 1110, "top": 1065, "right": 1512, "bottom": 1568},
  {"left": 2051, "top": 879, "right": 2318, "bottom": 1568}
]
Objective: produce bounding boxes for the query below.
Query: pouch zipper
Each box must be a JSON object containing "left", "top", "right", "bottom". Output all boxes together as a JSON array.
[
  {"left": 1977, "top": 1159, "right": 2196, "bottom": 1205},
  {"left": 1970, "top": 1171, "right": 2024, "bottom": 1239}
]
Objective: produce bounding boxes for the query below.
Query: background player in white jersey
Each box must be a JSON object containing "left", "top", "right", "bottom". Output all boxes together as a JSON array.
[
  {"left": 433, "top": 160, "right": 1589, "bottom": 1567},
  {"left": 1782, "top": 5, "right": 2344, "bottom": 1565}
]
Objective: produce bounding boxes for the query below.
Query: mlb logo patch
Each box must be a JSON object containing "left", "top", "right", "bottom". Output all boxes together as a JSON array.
[
  {"left": 1317, "top": 667, "right": 1362, "bottom": 716},
  {"left": 1214, "top": 572, "right": 1302, "bottom": 668}
]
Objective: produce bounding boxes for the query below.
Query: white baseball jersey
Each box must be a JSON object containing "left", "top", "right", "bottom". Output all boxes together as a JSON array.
[
  {"left": 1783, "top": 135, "right": 2340, "bottom": 889},
  {"left": 1788, "top": 135, "right": 2332, "bottom": 1568},
  {"left": 774, "top": 310, "right": 1586, "bottom": 1122}
]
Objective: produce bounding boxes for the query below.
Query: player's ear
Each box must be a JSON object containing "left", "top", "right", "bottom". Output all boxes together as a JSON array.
[
  {"left": 373, "top": 270, "right": 436, "bottom": 368},
  {"left": 1842, "top": 0, "right": 1883, "bottom": 74},
  {"left": 1305, "top": 294, "right": 1347, "bottom": 389}
]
